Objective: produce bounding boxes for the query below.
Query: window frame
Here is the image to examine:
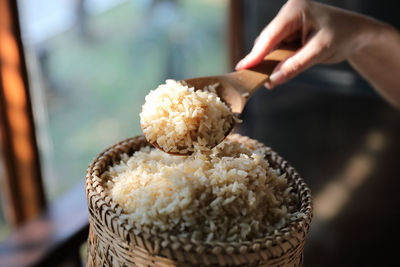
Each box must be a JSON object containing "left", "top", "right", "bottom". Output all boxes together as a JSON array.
[{"left": 0, "top": 0, "right": 46, "bottom": 227}]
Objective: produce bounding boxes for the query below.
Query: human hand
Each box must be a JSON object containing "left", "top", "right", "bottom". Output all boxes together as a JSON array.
[{"left": 235, "top": 0, "right": 380, "bottom": 89}]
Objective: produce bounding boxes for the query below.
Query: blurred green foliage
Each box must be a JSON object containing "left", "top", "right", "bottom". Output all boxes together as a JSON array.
[{"left": 41, "top": 0, "right": 228, "bottom": 199}]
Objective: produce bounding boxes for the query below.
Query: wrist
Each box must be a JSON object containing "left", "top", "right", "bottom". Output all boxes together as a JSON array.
[{"left": 349, "top": 19, "right": 395, "bottom": 61}]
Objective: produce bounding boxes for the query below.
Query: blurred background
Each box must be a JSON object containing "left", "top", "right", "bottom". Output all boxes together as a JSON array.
[
  {"left": 0, "top": 0, "right": 399, "bottom": 266},
  {"left": 239, "top": 1, "right": 400, "bottom": 267},
  {"left": 17, "top": 0, "right": 229, "bottom": 203}
]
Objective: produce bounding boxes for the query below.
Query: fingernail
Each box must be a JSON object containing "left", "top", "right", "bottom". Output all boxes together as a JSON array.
[
  {"left": 235, "top": 59, "right": 244, "bottom": 70},
  {"left": 269, "top": 70, "right": 285, "bottom": 86},
  {"left": 264, "top": 81, "right": 273, "bottom": 90}
]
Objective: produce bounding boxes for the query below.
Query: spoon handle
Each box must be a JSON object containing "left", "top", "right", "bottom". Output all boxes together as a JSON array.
[{"left": 227, "top": 42, "right": 299, "bottom": 94}]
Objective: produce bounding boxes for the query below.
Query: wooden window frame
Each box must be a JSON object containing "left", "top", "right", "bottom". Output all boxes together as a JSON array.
[
  {"left": 0, "top": 1, "right": 88, "bottom": 266},
  {"left": 0, "top": 0, "right": 46, "bottom": 226},
  {"left": 228, "top": 0, "right": 245, "bottom": 69}
]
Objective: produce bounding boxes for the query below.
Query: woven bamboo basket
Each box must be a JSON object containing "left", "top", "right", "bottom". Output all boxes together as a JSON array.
[{"left": 85, "top": 134, "right": 312, "bottom": 267}]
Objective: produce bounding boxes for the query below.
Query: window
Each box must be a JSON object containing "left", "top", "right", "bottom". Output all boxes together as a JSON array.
[{"left": 17, "top": 0, "right": 229, "bottom": 201}]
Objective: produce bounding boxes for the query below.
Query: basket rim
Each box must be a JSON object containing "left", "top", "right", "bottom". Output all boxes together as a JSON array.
[{"left": 85, "top": 134, "right": 313, "bottom": 256}]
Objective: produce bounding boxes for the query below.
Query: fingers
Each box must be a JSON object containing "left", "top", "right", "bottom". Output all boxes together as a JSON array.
[
  {"left": 236, "top": 1, "right": 305, "bottom": 70},
  {"left": 267, "top": 31, "right": 328, "bottom": 89}
]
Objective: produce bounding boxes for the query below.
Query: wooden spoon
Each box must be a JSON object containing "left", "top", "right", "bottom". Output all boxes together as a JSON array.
[
  {"left": 185, "top": 42, "right": 299, "bottom": 114},
  {"left": 147, "top": 42, "right": 299, "bottom": 155}
]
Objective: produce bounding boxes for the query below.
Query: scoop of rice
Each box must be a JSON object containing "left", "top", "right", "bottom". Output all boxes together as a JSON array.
[
  {"left": 103, "top": 136, "right": 299, "bottom": 243},
  {"left": 140, "top": 79, "right": 234, "bottom": 154}
]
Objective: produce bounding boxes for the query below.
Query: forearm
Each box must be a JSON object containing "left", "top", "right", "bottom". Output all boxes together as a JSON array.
[{"left": 349, "top": 22, "right": 400, "bottom": 108}]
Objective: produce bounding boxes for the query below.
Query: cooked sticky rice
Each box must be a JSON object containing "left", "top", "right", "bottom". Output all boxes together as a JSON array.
[
  {"left": 103, "top": 135, "right": 300, "bottom": 243},
  {"left": 140, "top": 79, "right": 234, "bottom": 154}
]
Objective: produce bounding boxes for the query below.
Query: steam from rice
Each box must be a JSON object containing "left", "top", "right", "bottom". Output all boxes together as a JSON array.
[
  {"left": 140, "top": 79, "right": 235, "bottom": 154},
  {"left": 103, "top": 135, "right": 299, "bottom": 243}
]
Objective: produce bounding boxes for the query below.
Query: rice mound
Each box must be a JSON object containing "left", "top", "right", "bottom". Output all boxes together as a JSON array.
[
  {"left": 140, "top": 79, "right": 234, "bottom": 154},
  {"left": 103, "top": 135, "right": 299, "bottom": 243}
]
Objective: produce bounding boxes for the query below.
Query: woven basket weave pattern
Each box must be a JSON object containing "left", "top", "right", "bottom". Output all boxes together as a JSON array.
[{"left": 85, "top": 135, "right": 312, "bottom": 266}]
